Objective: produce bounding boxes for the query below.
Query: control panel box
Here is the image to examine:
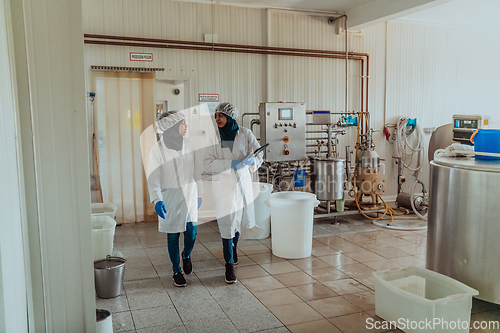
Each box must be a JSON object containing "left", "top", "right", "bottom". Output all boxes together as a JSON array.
[
  {"left": 452, "top": 114, "right": 489, "bottom": 143},
  {"left": 259, "top": 102, "right": 306, "bottom": 162}
]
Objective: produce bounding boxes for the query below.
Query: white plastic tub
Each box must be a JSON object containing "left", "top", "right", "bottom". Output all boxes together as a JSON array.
[
  {"left": 251, "top": 182, "right": 273, "bottom": 239},
  {"left": 91, "top": 216, "right": 117, "bottom": 261},
  {"left": 374, "top": 266, "right": 479, "bottom": 333},
  {"left": 266, "top": 191, "right": 320, "bottom": 259},
  {"left": 91, "top": 203, "right": 117, "bottom": 220}
]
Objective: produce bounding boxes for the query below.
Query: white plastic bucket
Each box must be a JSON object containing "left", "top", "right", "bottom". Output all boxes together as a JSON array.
[
  {"left": 91, "top": 203, "right": 118, "bottom": 220},
  {"left": 251, "top": 182, "right": 273, "bottom": 239},
  {"left": 266, "top": 191, "right": 320, "bottom": 259},
  {"left": 91, "top": 216, "right": 117, "bottom": 261}
]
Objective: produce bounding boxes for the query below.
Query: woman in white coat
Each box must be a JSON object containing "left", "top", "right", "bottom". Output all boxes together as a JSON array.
[
  {"left": 148, "top": 111, "right": 203, "bottom": 287},
  {"left": 204, "top": 103, "right": 263, "bottom": 283}
]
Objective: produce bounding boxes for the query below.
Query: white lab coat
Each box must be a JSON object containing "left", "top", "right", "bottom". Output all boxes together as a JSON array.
[
  {"left": 203, "top": 127, "right": 263, "bottom": 239},
  {"left": 147, "top": 138, "right": 204, "bottom": 233}
]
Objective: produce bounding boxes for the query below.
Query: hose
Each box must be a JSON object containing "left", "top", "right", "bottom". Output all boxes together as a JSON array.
[
  {"left": 394, "top": 116, "right": 424, "bottom": 173},
  {"left": 392, "top": 116, "right": 428, "bottom": 220}
]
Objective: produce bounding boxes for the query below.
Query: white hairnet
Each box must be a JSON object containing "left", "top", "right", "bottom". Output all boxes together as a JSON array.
[
  {"left": 215, "top": 102, "right": 238, "bottom": 119},
  {"left": 156, "top": 111, "right": 185, "bottom": 133}
]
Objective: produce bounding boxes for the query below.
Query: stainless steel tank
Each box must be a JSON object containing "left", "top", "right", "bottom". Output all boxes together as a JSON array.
[
  {"left": 310, "top": 157, "right": 345, "bottom": 201},
  {"left": 427, "top": 156, "right": 500, "bottom": 304},
  {"left": 357, "top": 149, "right": 380, "bottom": 168}
]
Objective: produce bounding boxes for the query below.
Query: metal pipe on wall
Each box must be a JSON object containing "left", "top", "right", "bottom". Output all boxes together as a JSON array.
[
  {"left": 242, "top": 112, "right": 259, "bottom": 127},
  {"left": 84, "top": 34, "right": 370, "bottom": 131}
]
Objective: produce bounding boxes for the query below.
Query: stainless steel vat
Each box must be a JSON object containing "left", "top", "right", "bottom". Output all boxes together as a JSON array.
[
  {"left": 357, "top": 149, "right": 380, "bottom": 168},
  {"left": 427, "top": 156, "right": 500, "bottom": 304},
  {"left": 310, "top": 157, "right": 345, "bottom": 201}
]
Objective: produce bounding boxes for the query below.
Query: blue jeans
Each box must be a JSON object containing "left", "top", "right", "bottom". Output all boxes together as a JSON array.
[
  {"left": 222, "top": 232, "right": 240, "bottom": 267},
  {"left": 167, "top": 222, "right": 197, "bottom": 274}
]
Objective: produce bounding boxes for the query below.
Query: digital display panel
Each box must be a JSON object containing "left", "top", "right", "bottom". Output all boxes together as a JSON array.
[{"left": 279, "top": 108, "right": 293, "bottom": 120}]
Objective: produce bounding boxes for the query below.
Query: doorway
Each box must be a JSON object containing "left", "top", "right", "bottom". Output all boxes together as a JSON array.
[{"left": 93, "top": 72, "right": 156, "bottom": 224}]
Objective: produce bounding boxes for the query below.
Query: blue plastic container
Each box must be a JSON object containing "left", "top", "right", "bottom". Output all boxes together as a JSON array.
[
  {"left": 472, "top": 129, "right": 500, "bottom": 160},
  {"left": 294, "top": 170, "right": 306, "bottom": 187}
]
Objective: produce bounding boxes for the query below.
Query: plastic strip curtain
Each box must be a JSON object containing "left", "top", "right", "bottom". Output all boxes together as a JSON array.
[{"left": 94, "top": 72, "right": 156, "bottom": 223}]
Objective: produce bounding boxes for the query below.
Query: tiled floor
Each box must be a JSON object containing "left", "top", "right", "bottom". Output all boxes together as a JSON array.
[{"left": 98, "top": 214, "right": 500, "bottom": 332}]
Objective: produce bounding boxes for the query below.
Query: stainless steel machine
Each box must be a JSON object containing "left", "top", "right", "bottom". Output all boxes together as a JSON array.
[
  {"left": 452, "top": 114, "right": 489, "bottom": 143},
  {"left": 259, "top": 102, "right": 306, "bottom": 162},
  {"left": 427, "top": 155, "right": 500, "bottom": 304},
  {"left": 310, "top": 157, "right": 345, "bottom": 201}
]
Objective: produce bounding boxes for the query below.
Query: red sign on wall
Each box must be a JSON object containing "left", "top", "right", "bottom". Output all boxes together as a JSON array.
[
  {"left": 130, "top": 52, "right": 153, "bottom": 62},
  {"left": 199, "top": 93, "right": 219, "bottom": 102}
]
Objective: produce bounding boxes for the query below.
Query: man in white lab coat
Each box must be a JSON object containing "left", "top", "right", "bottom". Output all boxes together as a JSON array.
[
  {"left": 148, "top": 111, "right": 203, "bottom": 287},
  {"left": 204, "top": 103, "right": 263, "bottom": 284}
]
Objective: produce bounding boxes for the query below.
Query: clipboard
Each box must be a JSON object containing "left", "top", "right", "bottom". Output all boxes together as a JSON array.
[{"left": 247, "top": 143, "right": 269, "bottom": 159}]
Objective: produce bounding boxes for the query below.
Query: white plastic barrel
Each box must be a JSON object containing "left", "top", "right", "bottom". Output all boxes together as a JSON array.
[
  {"left": 251, "top": 182, "right": 273, "bottom": 239},
  {"left": 91, "top": 216, "right": 117, "bottom": 261},
  {"left": 266, "top": 191, "right": 320, "bottom": 259}
]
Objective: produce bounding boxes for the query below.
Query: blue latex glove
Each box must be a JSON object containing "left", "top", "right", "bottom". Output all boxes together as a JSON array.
[
  {"left": 242, "top": 156, "right": 255, "bottom": 166},
  {"left": 197, "top": 197, "right": 202, "bottom": 209},
  {"left": 231, "top": 160, "right": 244, "bottom": 170},
  {"left": 155, "top": 201, "right": 166, "bottom": 219}
]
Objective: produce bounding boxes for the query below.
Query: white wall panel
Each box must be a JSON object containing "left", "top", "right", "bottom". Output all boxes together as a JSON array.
[{"left": 386, "top": 20, "right": 500, "bottom": 193}]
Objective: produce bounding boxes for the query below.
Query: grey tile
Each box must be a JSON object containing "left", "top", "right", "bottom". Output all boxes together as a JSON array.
[
  {"left": 112, "top": 311, "right": 135, "bottom": 332},
  {"left": 197, "top": 241, "right": 222, "bottom": 250},
  {"left": 189, "top": 251, "right": 217, "bottom": 262},
  {"left": 188, "top": 258, "right": 224, "bottom": 272},
  {"left": 183, "top": 313, "right": 238, "bottom": 333},
  {"left": 124, "top": 266, "right": 158, "bottom": 281},
  {"left": 115, "top": 238, "right": 144, "bottom": 250},
  {"left": 124, "top": 257, "right": 154, "bottom": 270},
  {"left": 219, "top": 294, "right": 268, "bottom": 314},
  {"left": 115, "top": 227, "right": 138, "bottom": 237},
  {"left": 197, "top": 233, "right": 223, "bottom": 243},
  {"left": 257, "top": 327, "right": 290, "bottom": 333},
  {"left": 127, "top": 291, "right": 173, "bottom": 310},
  {"left": 194, "top": 267, "right": 225, "bottom": 281},
  {"left": 145, "top": 247, "right": 168, "bottom": 257},
  {"left": 162, "top": 276, "right": 213, "bottom": 301},
  {"left": 237, "top": 239, "right": 264, "bottom": 247},
  {"left": 124, "top": 278, "right": 165, "bottom": 295},
  {"left": 131, "top": 305, "right": 183, "bottom": 329},
  {"left": 226, "top": 308, "right": 283, "bottom": 333},
  {"left": 190, "top": 243, "right": 210, "bottom": 253},
  {"left": 115, "top": 248, "right": 148, "bottom": 259},
  {"left": 208, "top": 281, "right": 256, "bottom": 302},
  {"left": 173, "top": 298, "right": 226, "bottom": 321},
  {"left": 152, "top": 264, "right": 171, "bottom": 277},
  {"left": 96, "top": 295, "right": 130, "bottom": 313},
  {"left": 136, "top": 324, "right": 187, "bottom": 333},
  {"left": 141, "top": 238, "right": 167, "bottom": 248},
  {"left": 114, "top": 235, "right": 141, "bottom": 244},
  {"left": 148, "top": 254, "right": 170, "bottom": 267},
  {"left": 135, "top": 229, "right": 163, "bottom": 239}
]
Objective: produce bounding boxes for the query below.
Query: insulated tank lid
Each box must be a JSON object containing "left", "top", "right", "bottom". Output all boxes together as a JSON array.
[{"left": 432, "top": 155, "right": 500, "bottom": 173}]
